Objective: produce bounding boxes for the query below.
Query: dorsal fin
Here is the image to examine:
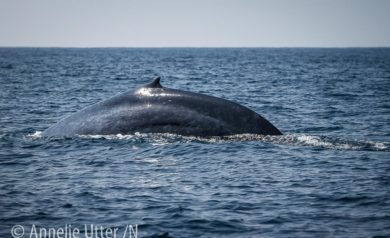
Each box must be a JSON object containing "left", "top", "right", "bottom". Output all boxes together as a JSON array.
[{"left": 145, "top": 76, "right": 162, "bottom": 88}]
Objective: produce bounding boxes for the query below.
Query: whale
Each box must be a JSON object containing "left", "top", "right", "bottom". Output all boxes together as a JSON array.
[{"left": 42, "top": 77, "right": 282, "bottom": 137}]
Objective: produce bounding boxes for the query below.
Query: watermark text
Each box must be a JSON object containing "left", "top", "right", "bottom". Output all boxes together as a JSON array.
[{"left": 11, "top": 224, "right": 138, "bottom": 238}]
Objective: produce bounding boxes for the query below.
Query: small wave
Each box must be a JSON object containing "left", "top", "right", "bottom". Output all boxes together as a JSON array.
[
  {"left": 270, "top": 134, "right": 389, "bottom": 152},
  {"left": 26, "top": 131, "right": 43, "bottom": 139},
  {"left": 79, "top": 133, "right": 137, "bottom": 140},
  {"left": 281, "top": 134, "right": 361, "bottom": 150},
  {"left": 212, "top": 134, "right": 388, "bottom": 151},
  {"left": 28, "top": 131, "right": 389, "bottom": 152},
  {"left": 79, "top": 132, "right": 187, "bottom": 145}
]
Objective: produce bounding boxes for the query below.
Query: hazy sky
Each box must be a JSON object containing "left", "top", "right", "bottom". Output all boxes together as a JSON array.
[{"left": 0, "top": 0, "right": 389, "bottom": 47}]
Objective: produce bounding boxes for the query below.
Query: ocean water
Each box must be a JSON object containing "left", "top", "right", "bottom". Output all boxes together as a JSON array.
[{"left": 0, "top": 48, "right": 389, "bottom": 238}]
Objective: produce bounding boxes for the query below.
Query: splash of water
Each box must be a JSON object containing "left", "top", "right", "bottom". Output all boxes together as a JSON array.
[{"left": 27, "top": 131, "right": 389, "bottom": 152}]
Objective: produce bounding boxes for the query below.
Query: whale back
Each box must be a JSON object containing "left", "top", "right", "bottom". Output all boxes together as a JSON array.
[{"left": 42, "top": 77, "right": 282, "bottom": 137}]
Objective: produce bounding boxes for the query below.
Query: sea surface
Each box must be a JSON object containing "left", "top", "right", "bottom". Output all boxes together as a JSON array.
[{"left": 0, "top": 48, "right": 389, "bottom": 238}]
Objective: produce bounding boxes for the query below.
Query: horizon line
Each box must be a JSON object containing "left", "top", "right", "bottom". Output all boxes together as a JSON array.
[{"left": 1, "top": 46, "right": 390, "bottom": 49}]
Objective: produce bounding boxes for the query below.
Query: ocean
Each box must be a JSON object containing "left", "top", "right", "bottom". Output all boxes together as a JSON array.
[{"left": 0, "top": 48, "right": 389, "bottom": 237}]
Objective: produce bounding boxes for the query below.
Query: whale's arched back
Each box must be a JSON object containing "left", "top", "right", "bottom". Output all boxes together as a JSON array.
[{"left": 42, "top": 77, "right": 282, "bottom": 137}]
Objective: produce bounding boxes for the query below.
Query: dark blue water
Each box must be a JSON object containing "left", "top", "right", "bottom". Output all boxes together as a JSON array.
[{"left": 0, "top": 48, "right": 389, "bottom": 237}]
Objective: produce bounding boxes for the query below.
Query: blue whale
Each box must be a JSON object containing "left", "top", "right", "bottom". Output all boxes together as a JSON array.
[{"left": 42, "top": 77, "right": 282, "bottom": 137}]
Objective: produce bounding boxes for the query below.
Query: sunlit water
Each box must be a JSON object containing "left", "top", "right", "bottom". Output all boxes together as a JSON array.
[{"left": 0, "top": 48, "right": 389, "bottom": 237}]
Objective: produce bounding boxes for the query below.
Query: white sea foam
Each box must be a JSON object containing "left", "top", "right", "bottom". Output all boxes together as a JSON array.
[
  {"left": 26, "top": 131, "right": 43, "bottom": 139},
  {"left": 79, "top": 133, "right": 136, "bottom": 140},
  {"left": 274, "top": 134, "right": 388, "bottom": 151},
  {"left": 291, "top": 134, "right": 360, "bottom": 150},
  {"left": 27, "top": 130, "right": 388, "bottom": 152},
  {"left": 370, "top": 141, "right": 387, "bottom": 150}
]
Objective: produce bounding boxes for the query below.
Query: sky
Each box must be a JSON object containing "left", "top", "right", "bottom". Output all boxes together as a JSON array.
[{"left": 0, "top": 0, "right": 389, "bottom": 47}]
